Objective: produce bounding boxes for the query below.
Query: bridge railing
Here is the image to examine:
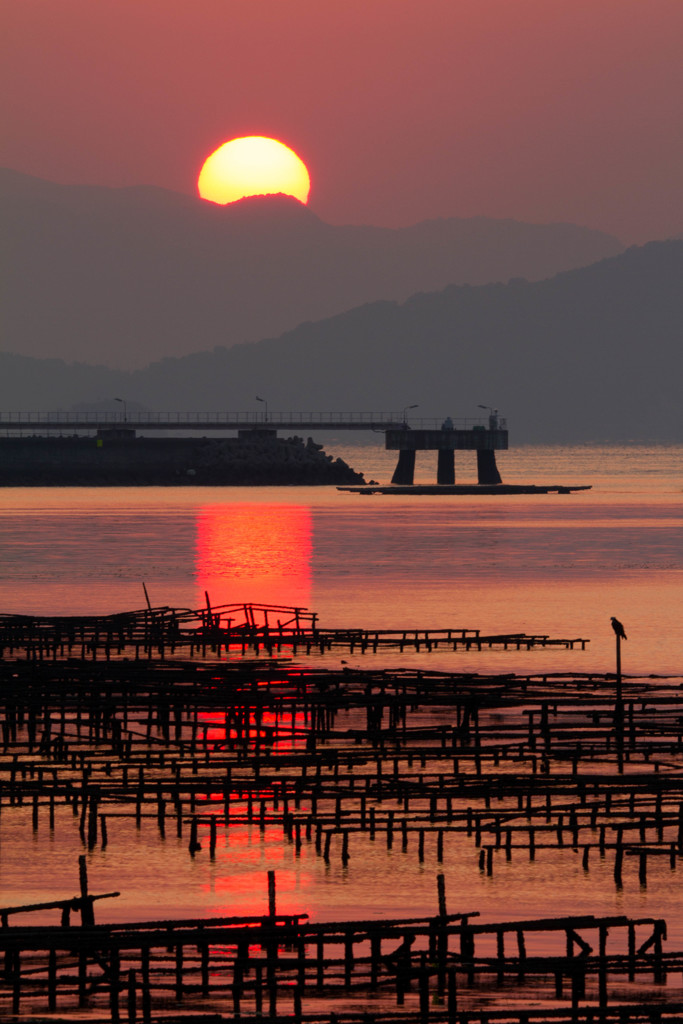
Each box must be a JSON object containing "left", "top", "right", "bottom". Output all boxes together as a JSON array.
[{"left": 0, "top": 411, "right": 494, "bottom": 431}]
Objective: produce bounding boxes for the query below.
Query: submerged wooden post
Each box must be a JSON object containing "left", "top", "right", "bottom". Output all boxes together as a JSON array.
[
  {"left": 48, "top": 948, "right": 57, "bottom": 1011},
  {"left": 110, "top": 946, "right": 121, "bottom": 1022},
  {"left": 79, "top": 855, "right": 95, "bottom": 927},
  {"left": 141, "top": 947, "right": 151, "bottom": 1023},
  {"left": 437, "top": 873, "right": 447, "bottom": 917},
  {"left": 615, "top": 631, "right": 624, "bottom": 773},
  {"left": 611, "top": 617, "right": 627, "bottom": 774},
  {"left": 268, "top": 870, "right": 276, "bottom": 917},
  {"left": 127, "top": 968, "right": 137, "bottom": 1024},
  {"left": 12, "top": 949, "right": 21, "bottom": 1013}
]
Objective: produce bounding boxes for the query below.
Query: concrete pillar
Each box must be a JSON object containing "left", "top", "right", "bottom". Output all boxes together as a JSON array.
[
  {"left": 477, "top": 450, "right": 502, "bottom": 485},
  {"left": 391, "top": 450, "right": 416, "bottom": 485},
  {"left": 437, "top": 450, "right": 455, "bottom": 485}
]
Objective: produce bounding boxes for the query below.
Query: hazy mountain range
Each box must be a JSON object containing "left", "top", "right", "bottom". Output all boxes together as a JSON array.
[
  {"left": 2, "top": 239, "right": 681, "bottom": 443},
  {"left": 2, "top": 168, "right": 625, "bottom": 368}
]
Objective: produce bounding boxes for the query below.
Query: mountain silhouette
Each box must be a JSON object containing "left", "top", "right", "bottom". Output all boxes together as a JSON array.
[
  {"left": 2, "top": 168, "right": 624, "bottom": 369},
  {"left": 1, "top": 240, "right": 680, "bottom": 443}
]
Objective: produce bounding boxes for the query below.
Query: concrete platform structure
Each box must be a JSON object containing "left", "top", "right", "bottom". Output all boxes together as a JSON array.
[
  {"left": 0, "top": 410, "right": 510, "bottom": 487},
  {"left": 0, "top": 410, "right": 589, "bottom": 492},
  {"left": 339, "top": 483, "right": 592, "bottom": 495},
  {"left": 385, "top": 424, "right": 508, "bottom": 485}
]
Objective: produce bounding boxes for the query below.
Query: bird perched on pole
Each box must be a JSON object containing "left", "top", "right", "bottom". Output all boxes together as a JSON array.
[{"left": 610, "top": 617, "right": 627, "bottom": 640}]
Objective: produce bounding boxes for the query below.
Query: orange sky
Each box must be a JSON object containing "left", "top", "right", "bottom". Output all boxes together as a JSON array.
[{"left": 2, "top": 0, "right": 682, "bottom": 242}]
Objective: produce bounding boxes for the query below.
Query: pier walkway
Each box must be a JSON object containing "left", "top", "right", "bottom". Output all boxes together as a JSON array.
[
  {"left": 0, "top": 410, "right": 511, "bottom": 485},
  {"left": 0, "top": 410, "right": 469, "bottom": 432}
]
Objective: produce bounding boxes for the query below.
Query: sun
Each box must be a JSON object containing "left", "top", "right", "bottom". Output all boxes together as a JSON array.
[{"left": 197, "top": 136, "right": 311, "bottom": 205}]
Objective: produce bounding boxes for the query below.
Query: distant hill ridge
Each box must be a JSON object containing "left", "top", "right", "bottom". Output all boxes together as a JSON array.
[
  {"left": 1, "top": 239, "right": 681, "bottom": 444},
  {"left": 2, "top": 167, "right": 624, "bottom": 369}
]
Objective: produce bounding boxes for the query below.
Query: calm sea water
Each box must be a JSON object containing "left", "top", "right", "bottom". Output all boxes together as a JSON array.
[
  {"left": 1, "top": 444, "right": 681, "bottom": 674},
  {"left": 1, "top": 444, "right": 682, "bottom": 944}
]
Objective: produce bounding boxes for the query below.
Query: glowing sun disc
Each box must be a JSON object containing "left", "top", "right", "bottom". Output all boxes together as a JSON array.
[{"left": 198, "top": 136, "right": 311, "bottom": 205}]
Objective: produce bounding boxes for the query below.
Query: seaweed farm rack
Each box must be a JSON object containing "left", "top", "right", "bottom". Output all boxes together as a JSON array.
[
  {"left": 0, "top": 602, "right": 589, "bottom": 661},
  {"left": 2, "top": 600, "right": 681, "bottom": 1023},
  {"left": 1, "top": 646, "right": 682, "bottom": 1021}
]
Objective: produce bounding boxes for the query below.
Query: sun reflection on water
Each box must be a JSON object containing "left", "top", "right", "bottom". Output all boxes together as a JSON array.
[
  {"left": 195, "top": 503, "right": 312, "bottom": 611},
  {"left": 195, "top": 505, "right": 313, "bottom": 911}
]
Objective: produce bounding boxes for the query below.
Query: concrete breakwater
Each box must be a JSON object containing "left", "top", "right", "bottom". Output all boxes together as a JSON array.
[{"left": 0, "top": 431, "right": 366, "bottom": 486}]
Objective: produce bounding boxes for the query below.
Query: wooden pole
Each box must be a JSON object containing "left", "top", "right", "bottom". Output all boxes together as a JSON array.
[
  {"left": 615, "top": 632, "right": 624, "bottom": 774},
  {"left": 437, "top": 873, "right": 447, "bottom": 917},
  {"left": 268, "top": 870, "right": 276, "bottom": 917},
  {"left": 79, "top": 855, "right": 95, "bottom": 927}
]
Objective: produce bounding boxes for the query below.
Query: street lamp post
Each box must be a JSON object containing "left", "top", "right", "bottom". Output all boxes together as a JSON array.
[
  {"left": 255, "top": 395, "right": 268, "bottom": 423},
  {"left": 478, "top": 404, "right": 498, "bottom": 429},
  {"left": 114, "top": 397, "right": 127, "bottom": 423},
  {"left": 402, "top": 403, "right": 419, "bottom": 426}
]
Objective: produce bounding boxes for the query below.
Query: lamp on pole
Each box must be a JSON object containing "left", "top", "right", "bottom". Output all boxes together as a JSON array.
[
  {"left": 255, "top": 395, "right": 268, "bottom": 423},
  {"left": 402, "top": 403, "right": 418, "bottom": 426},
  {"left": 478, "top": 404, "right": 498, "bottom": 429},
  {"left": 114, "top": 397, "right": 127, "bottom": 423}
]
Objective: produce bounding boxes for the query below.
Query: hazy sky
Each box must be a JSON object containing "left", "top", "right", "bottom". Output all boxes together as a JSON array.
[{"left": 3, "top": 0, "right": 682, "bottom": 243}]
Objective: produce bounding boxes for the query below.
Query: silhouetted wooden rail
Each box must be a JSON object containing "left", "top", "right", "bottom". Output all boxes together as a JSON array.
[
  {"left": 1, "top": 862, "right": 679, "bottom": 1022},
  {"left": 0, "top": 602, "right": 589, "bottom": 661}
]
